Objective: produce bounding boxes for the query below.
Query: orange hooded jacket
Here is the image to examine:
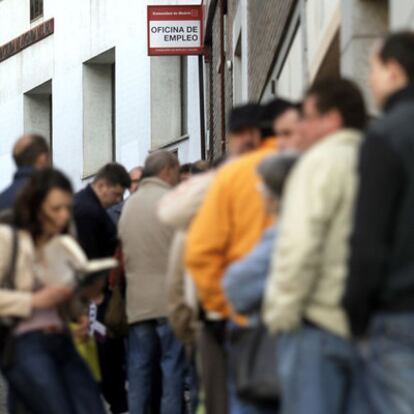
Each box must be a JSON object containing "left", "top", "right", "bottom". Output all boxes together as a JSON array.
[{"left": 185, "top": 138, "right": 277, "bottom": 319}]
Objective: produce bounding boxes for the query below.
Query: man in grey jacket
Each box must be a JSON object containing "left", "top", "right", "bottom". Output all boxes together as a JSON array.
[{"left": 118, "top": 150, "right": 183, "bottom": 414}]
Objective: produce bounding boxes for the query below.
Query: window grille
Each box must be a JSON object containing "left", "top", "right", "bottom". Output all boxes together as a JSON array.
[{"left": 30, "top": 0, "right": 43, "bottom": 21}]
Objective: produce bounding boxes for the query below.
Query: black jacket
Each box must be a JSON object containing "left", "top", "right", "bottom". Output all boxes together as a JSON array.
[
  {"left": 0, "top": 167, "right": 33, "bottom": 211},
  {"left": 73, "top": 185, "right": 117, "bottom": 259},
  {"left": 344, "top": 86, "right": 414, "bottom": 337}
]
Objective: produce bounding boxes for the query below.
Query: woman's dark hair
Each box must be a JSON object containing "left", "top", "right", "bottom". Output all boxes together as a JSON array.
[{"left": 14, "top": 168, "right": 73, "bottom": 240}]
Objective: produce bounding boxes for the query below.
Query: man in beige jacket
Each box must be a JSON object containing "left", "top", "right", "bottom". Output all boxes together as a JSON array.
[
  {"left": 263, "top": 79, "right": 367, "bottom": 414},
  {"left": 118, "top": 150, "right": 184, "bottom": 414}
]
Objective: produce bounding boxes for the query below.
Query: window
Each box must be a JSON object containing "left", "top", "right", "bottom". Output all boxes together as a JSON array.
[
  {"left": 82, "top": 48, "right": 116, "bottom": 177},
  {"left": 30, "top": 0, "right": 43, "bottom": 21},
  {"left": 24, "top": 80, "right": 53, "bottom": 157},
  {"left": 150, "top": 56, "right": 188, "bottom": 149}
]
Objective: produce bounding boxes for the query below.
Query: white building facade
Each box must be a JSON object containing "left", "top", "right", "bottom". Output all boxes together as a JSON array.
[
  {"left": 261, "top": 0, "right": 409, "bottom": 113},
  {"left": 0, "top": 0, "right": 204, "bottom": 191}
]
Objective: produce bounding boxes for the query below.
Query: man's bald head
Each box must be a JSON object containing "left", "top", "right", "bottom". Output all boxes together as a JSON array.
[
  {"left": 143, "top": 150, "right": 180, "bottom": 187},
  {"left": 12, "top": 134, "right": 50, "bottom": 169}
]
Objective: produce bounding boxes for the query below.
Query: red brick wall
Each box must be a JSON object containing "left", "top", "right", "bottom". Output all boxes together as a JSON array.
[{"left": 247, "top": 0, "right": 296, "bottom": 101}]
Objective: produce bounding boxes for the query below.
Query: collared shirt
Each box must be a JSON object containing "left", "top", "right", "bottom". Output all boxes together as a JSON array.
[{"left": 107, "top": 200, "right": 125, "bottom": 225}]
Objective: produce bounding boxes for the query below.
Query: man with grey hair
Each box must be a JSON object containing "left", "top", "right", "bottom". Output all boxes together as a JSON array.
[{"left": 118, "top": 150, "right": 184, "bottom": 413}]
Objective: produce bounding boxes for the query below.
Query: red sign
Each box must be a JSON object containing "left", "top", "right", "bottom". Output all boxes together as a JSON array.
[{"left": 147, "top": 5, "right": 204, "bottom": 56}]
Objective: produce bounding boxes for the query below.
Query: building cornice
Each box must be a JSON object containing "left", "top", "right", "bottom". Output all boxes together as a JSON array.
[{"left": 0, "top": 18, "right": 54, "bottom": 63}]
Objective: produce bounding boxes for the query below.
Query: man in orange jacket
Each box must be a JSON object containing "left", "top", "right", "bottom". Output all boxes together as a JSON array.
[
  {"left": 185, "top": 99, "right": 293, "bottom": 413},
  {"left": 185, "top": 101, "right": 298, "bottom": 319}
]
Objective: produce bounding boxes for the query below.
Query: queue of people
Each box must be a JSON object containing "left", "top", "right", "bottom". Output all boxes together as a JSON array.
[{"left": 0, "top": 30, "right": 414, "bottom": 414}]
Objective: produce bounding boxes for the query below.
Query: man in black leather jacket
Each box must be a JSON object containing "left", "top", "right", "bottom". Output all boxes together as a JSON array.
[{"left": 344, "top": 31, "right": 414, "bottom": 414}]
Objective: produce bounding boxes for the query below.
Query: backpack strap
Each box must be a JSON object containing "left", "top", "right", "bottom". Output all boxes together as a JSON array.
[{"left": 1, "top": 227, "right": 19, "bottom": 290}]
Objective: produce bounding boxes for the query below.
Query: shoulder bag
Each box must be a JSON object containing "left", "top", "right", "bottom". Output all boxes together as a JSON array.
[{"left": 229, "top": 323, "right": 280, "bottom": 403}]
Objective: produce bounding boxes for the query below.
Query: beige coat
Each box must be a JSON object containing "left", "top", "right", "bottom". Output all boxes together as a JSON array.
[
  {"left": 119, "top": 177, "right": 174, "bottom": 324},
  {"left": 0, "top": 227, "right": 93, "bottom": 320},
  {"left": 158, "top": 172, "right": 214, "bottom": 344},
  {"left": 263, "top": 129, "right": 362, "bottom": 338},
  {"left": 0, "top": 226, "right": 35, "bottom": 318}
]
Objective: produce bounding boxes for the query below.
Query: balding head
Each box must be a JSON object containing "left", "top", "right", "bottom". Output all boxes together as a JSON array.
[
  {"left": 13, "top": 134, "right": 50, "bottom": 169},
  {"left": 143, "top": 150, "right": 180, "bottom": 187}
]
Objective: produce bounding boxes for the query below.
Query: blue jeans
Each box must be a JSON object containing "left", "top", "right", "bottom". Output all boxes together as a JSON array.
[
  {"left": 361, "top": 313, "right": 414, "bottom": 414},
  {"left": 2, "top": 331, "right": 105, "bottom": 414},
  {"left": 277, "top": 324, "right": 363, "bottom": 414},
  {"left": 128, "top": 319, "right": 185, "bottom": 414}
]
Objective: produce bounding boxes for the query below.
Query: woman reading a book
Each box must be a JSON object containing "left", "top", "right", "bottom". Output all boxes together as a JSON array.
[{"left": 0, "top": 168, "right": 109, "bottom": 414}]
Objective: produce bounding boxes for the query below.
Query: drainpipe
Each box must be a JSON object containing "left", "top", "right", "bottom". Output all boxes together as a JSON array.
[
  {"left": 198, "top": 54, "right": 206, "bottom": 160},
  {"left": 219, "top": 0, "right": 226, "bottom": 154},
  {"left": 207, "top": 47, "right": 215, "bottom": 161}
]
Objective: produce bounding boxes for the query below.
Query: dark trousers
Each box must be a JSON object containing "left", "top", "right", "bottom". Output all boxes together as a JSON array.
[
  {"left": 184, "top": 353, "right": 199, "bottom": 414},
  {"left": 198, "top": 323, "right": 228, "bottom": 414},
  {"left": 96, "top": 291, "right": 128, "bottom": 414},
  {"left": 97, "top": 336, "right": 128, "bottom": 414},
  {"left": 3, "top": 331, "right": 105, "bottom": 414}
]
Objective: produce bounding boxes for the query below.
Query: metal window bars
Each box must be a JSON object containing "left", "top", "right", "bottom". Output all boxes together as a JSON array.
[{"left": 30, "top": 0, "right": 43, "bottom": 21}]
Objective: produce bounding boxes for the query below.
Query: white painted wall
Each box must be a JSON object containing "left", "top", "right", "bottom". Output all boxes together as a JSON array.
[
  {"left": 306, "top": 0, "right": 340, "bottom": 81},
  {"left": 277, "top": 26, "right": 304, "bottom": 101},
  {"left": 0, "top": 0, "right": 202, "bottom": 192},
  {"left": 390, "top": 0, "right": 414, "bottom": 30}
]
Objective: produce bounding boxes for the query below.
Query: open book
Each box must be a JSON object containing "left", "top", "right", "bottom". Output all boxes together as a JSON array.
[{"left": 42, "top": 235, "right": 118, "bottom": 287}]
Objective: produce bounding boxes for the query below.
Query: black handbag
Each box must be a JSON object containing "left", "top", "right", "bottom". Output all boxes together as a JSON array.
[
  {"left": 229, "top": 324, "right": 280, "bottom": 403},
  {"left": 0, "top": 227, "right": 19, "bottom": 367}
]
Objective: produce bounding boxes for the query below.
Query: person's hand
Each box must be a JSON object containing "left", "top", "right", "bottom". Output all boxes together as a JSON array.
[
  {"left": 32, "top": 285, "right": 73, "bottom": 310},
  {"left": 72, "top": 315, "right": 90, "bottom": 343}
]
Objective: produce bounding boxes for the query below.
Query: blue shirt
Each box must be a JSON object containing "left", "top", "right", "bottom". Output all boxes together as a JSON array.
[{"left": 222, "top": 226, "right": 278, "bottom": 318}]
